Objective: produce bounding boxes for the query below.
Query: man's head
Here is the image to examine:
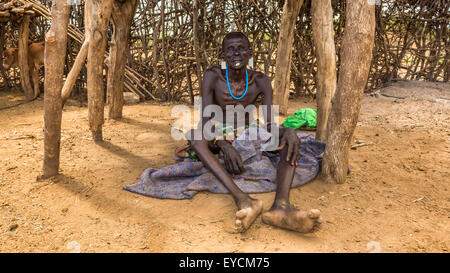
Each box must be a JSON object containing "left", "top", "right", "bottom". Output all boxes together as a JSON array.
[
  {"left": 2, "top": 48, "right": 18, "bottom": 69},
  {"left": 221, "top": 32, "right": 252, "bottom": 70}
]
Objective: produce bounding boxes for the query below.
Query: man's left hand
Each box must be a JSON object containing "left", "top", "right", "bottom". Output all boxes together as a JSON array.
[{"left": 280, "top": 127, "right": 301, "bottom": 166}]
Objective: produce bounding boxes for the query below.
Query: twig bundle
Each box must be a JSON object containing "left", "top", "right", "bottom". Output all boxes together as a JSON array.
[{"left": 1, "top": 0, "right": 448, "bottom": 101}]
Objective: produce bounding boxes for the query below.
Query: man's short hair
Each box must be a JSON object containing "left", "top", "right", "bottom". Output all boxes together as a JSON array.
[{"left": 222, "top": 32, "right": 251, "bottom": 49}]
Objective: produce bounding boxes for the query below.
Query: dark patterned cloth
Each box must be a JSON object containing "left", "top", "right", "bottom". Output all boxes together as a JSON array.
[{"left": 124, "top": 128, "right": 325, "bottom": 200}]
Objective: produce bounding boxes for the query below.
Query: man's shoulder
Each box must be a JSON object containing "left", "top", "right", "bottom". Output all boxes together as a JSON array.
[
  {"left": 252, "top": 70, "right": 271, "bottom": 83},
  {"left": 205, "top": 66, "right": 222, "bottom": 76}
]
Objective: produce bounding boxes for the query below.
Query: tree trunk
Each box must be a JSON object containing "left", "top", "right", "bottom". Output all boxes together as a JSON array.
[
  {"left": 311, "top": 0, "right": 337, "bottom": 142},
  {"left": 0, "top": 23, "right": 10, "bottom": 92},
  {"left": 42, "top": 1, "right": 70, "bottom": 178},
  {"left": 273, "top": 0, "right": 303, "bottom": 115},
  {"left": 18, "top": 14, "right": 34, "bottom": 100},
  {"left": 193, "top": 0, "right": 202, "bottom": 96},
  {"left": 86, "top": 0, "right": 113, "bottom": 141},
  {"left": 107, "top": 0, "right": 138, "bottom": 119},
  {"left": 151, "top": 6, "right": 163, "bottom": 97},
  {"left": 322, "top": 0, "right": 375, "bottom": 184},
  {"left": 61, "top": 37, "right": 89, "bottom": 106}
]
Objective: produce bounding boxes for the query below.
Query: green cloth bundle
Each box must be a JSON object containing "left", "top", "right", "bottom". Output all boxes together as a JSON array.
[{"left": 283, "top": 108, "right": 317, "bottom": 129}]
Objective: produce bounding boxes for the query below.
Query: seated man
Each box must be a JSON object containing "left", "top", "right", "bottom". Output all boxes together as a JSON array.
[{"left": 189, "top": 32, "right": 321, "bottom": 233}]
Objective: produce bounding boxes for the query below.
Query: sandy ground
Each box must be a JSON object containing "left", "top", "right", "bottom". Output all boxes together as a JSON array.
[{"left": 0, "top": 80, "right": 448, "bottom": 253}]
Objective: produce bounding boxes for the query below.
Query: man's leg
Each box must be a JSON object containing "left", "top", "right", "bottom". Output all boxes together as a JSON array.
[
  {"left": 190, "top": 138, "right": 263, "bottom": 232},
  {"left": 262, "top": 145, "right": 321, "bottom": 233}
]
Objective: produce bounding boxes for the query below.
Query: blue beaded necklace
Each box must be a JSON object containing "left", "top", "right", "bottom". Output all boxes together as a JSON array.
[{"left": 225, "top": 66, "right": 248, "bottom": 100}]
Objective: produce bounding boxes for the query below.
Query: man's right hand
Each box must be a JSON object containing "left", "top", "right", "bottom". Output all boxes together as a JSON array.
[{"left": 216, "top": 140, "right": 245, "bottom": 175}]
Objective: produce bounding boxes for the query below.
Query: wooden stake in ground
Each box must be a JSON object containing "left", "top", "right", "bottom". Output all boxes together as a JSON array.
[
  {"left": 151, "top": 4, "right": 163, "bottom": 98},
  {"left": 86, "top": 0, "right": 113, "bottom": 141},
  {"left": 322, "top": 0, "right": 376, "bottom": 184},
  {"left": 311, "top": 0, "right": 336, "bottom": 142},
  {"left": 193, "top": 0, "right": 202, "bottom": 96},
  {"left": 42, "top": 0, "right": 70, "bottom": 178},
  {"left": 18, "top": 14, "right": 34, "bottom": 100},
  {"left": 107, "top": 0, "right": 138, "bottom": 119},
  {"left": 0, "top": 23, "right": 11, "bottom": 92},
  {"left": 273, "top": 0, "right": 303, "bottom": 115}
]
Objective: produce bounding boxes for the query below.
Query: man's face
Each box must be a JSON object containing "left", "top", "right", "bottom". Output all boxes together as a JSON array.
[{"left": 222, "top": 37, "right": 251, "bottom": 70}]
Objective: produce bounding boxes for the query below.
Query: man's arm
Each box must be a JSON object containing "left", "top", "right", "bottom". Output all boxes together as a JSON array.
[
  {"left": 258, "top": 74, "right": 301, "bottom": 166},
  {"left": 258, "top": 74, "right": 274, "bottom": 130},
  {"left": 258, "top": 74, "right": 286, "bottom": 134},
  {"left": 200, "top": 68, "right": 217, "bottom": 132}
]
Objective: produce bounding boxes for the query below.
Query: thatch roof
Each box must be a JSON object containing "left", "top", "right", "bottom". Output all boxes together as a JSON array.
[{"left": 0, "top": 0, "right": 37, "bottom": 23}]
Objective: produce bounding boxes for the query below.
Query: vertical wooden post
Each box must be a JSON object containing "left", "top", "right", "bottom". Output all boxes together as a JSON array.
[
  {"left": 185, "top": 56, "right": 195, "bottom": 105},
  {"left": 86, "top": 0, "right": 113, "bottom": 141},
  {"left": 322, "top": 0, "right": 376, "bottom": 184},
  {"left": 193, "top": 0, "right": 202, "bottom": 95},
  {"left": 311, "top": 0, "right": 337, "bottom": 142},
  {"left": 273, "top": 0, "right": 303, "bottom": 115},
  {"left": 42, "top": 0, "right": 70, "bottom": 178},
  {"left": 151, "top": 4, "right": 163, "bottom": 97},
  {"left": 18, "top": 14, "right": 34, "bottom": 100},
  {"left": 107, "top": 0, "right": 138, "bottom": 119},
  {"left": 0, "top": 23, "right": 10, "bottom": 92}
]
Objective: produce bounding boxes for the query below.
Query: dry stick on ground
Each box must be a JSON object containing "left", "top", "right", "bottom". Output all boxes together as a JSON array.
[
  {"left": 273, "top": 0, "right": 303, "bottom": 115},
  {"left": 107, "top": 0, "right": 138, "bottom": 119},
  {"left": 311, "top": 0, "right": 336, "bottom": 142},
  {"left": 322, "top": 0, "right": 376, "bottom": 184},
  {"left": 380, "top": 93, "right": 406, "bottom": 99},
  {"left": 42, "top": 0, "right": 69, "bottom": 178}
]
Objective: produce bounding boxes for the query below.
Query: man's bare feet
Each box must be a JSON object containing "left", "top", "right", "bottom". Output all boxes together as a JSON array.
[
  {"left": 235, "top": 198, "right": 263, "bottom": 232},
  {"left": 261, "top": 205, "right": 321, "bottom": 233}
]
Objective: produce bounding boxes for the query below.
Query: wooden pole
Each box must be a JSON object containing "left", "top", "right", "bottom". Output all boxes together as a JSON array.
[
  {"left": 322, "top": 0, "right": 376, "bottom": 184},
  {"left": 86, "top": 0, "right": 113, "bottom": 141},
  {"left": 18, "top": 14, "right": 34, "bottom": 100},
  {"left": 151, "top": 4, "right": 163, "bottom": 97},
  {"left": 0, "top": 23, "right": 11, "bottom": 92},
  {"left": 311, "top": 0, "right": 336, "bottom": 142},
  {"left": 193, "top": 0, "right": 202, "bottom": 96},
  {"left": 273, "top": 0, "right": 303, "bottom": 115},
  {"left": 42, "top": 0, "right": 70, "bottom": 178},
  {"left": 61, "top": 37, "right": 89, "bottom": 106},
  {"left": 107, "top": 0, "right": 138, "bottom": 119}
]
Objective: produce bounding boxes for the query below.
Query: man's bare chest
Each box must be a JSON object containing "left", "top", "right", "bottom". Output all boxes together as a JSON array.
[{"left": 213, "top": 80, "right": 261, "bottom": 108}]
